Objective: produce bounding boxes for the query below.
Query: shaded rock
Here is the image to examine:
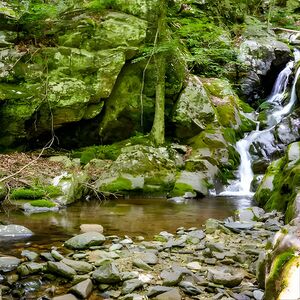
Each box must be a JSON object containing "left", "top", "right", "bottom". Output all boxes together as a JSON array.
[
  {"left": 122, "top": 279, "right": 143, "bottom": 294},
  {"left": 0, "top": 256, "right": 21, "bottom": 272},
  {"left": 51, "top": 250, "right": 64, "bottom": 261},
  {"left": 21, "top": 250, "right": 38, "bottom": 261},
  {"left": 147, "top": 286, "right": 173, "bottom": 298},
  {"left": 160, "top": 269, "right": 184, "bottom": 286},
  {"left": 70, "top": 278, "right": 93, "bottom": 299},
  {"left": 207, "top": 267, "right": 244, "bottom": 287},
  {"left": 64, "top": 232, "right": 105, "bottom": 250},
  {"left": 92, "top": 263, "right": 121, "bottom": 284},
  {"left": 179, "top": 281, "right": 201, "bottom": 295},
  {"left": 155, "top": 288, "right": 181, "bottom": 300},
  {"left": 62, "top": 258, "right": 93, "bottom": 274},
  {"left": 0, "top": 225, "right": 33, "bottom": 238},
  {"left": 41, "top": 252, "right": 55, "bottom": 262},
  {"left": 80, "top": 224, "right": 104, "bottom": 234},
  {"left": 52, "top": 294, "right": 78, "bottom": 300},
  {"left": 17, "top": 262, "right": 44, "bottom": 276},
  {"left": 47, "top": 262, "right": 76, "bottom": 279}
]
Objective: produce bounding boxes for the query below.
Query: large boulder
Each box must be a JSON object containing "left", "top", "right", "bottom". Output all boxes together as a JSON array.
[
  {"left": 238, "top": 36, "right": 291, "bottom": 102},
  {"left": 255, "top": 142, "right": 300, "bottom": 222},
  {"left": 64, "top": 232, "right": 106, "bottom": 250},
  {"left": 95, "top": 145, "right": 177, "bottom": 196},
  {"left": 172, "top": 75, "right": 215, "bottom": 139}
]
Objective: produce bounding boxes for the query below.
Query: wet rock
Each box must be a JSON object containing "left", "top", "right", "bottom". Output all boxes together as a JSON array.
[
  {"left": 17, "top": 262, "right": 44, "bottom": 276},
  {"left": 80, "top": 224, "right": 104, "bottom": 234},
  {"left": 53, "top": 294, "right": 78, "bottom": 300},
  {"left": 187, "top": 230, "right": 206, "bottom": 243},
  {"left": 64, "top": 232, "right": 106, "bottom": 250},
  {"left": 0, "top": 225, "right": 33, "bottom": 238},
  {"left": 62, "top": 258, "right": 93, "bottom": 274},
  {"left": 92, "top": 262, "right": 121, "bottom": 284},
  {"left": 207, "top": 267, "right": 244, "bottom": 287},
  {"left": 51, "top": 250, "right": 64, "bottom": 261},
  {"left": 47, "top": 261, "right": 76, "bottom": 279},
  {"left": 179, "top": 281, "right": 201, "bottom": 295},
  {"left": 70, "top": 278, "right": 93, "bottom": 299},
  {"left": 21, "top": 250, "right": 38, "bottom": 261},
  {"left": 147, "top": 286, "right": 173, "bottom": 297},
  {"left": 122, "top": 279, "right": 143, "bottom": 294},
  {"left": 0, "top": 256, "right": 21, "bottom": 272},
  {"left": 155, "top": 288, "right": 181, "bottom": 300},
  {"left": 41, "top": 252, "right": 55, "bottom": 261},
  {"left": 165, "top": 236, "right": 187, "bottom": 248}
]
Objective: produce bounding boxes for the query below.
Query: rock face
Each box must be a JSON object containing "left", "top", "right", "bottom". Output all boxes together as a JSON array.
[
  {"left": 255, "top": 141, "right": 300, "bottom": 222},
  {"left": 238, "top": 36, "right": 291, "bottom": 102}
]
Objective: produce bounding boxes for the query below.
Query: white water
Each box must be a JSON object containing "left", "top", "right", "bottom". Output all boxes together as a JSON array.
[{"left": 220, "top": 49, "right": 300, "bottom": 197}]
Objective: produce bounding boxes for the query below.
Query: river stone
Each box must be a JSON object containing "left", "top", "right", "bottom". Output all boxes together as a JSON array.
[
  {"left": 70, "top": 278, "right": 93, "bottom": 299},
  {"left": 64, "top": 232, "right": 106, "bottom": 250},
  {"left": 21, "top": 250, "right": 38, "bottom": 261},
  {"left": 80, "top": 224, "right": 104, "bottom": 234},
  {"left": 62, "top": 258, "right": 93, "bottom": 274},
  {"left": 205, "top": 218, "right": 220, "bottom": 234},
  {"left": 47, "top": 261, "right": 76, "bottom": 279},
  {"left": 51, "top": 250, "right": 64, "bottom": 261},
  {"left": 17, "top": 262, "right": 44, "bottom": 276},
  {"left": 179, "top": 281, "right": 201, "bottom": 295},
  {"left": 186, "top": 261, "right": 202, "bottom": 271},
  {"left": 147, "top": 286, "right": 173, "bottom": 297},
  {"left": 160, "top": 269, "right": 184, "bottom": 286},
  {"left": 133, "top": 258, "right": 152, "bottom": 271},
  {"left": 41, "top": 252, "right": 55, "bottom": 261},
  {"left": 0, "top": 225, "right": 33, "bottom": 238},
  {"left": 207, "top": 267, "right": 244, "bottom": 287},
  {"left": 53, "top": 294, "right": 78, "bottom": 300},
  {"left": 135, "top": 252, "right": 158, "bottom": 265},
  {"left": 122, "top": 279, "right": 143, "bottom": 294},
  {"left": 92, "top": 262, "right": 121, "bottom": 284},
  {"left": 155, "top": 288, "right": 181, "bottom": 300},
  {"left": 0, "top": 256, "right": 21, "bottom": 272},
  {"left": 224, "top": 222, "right": 254, "bottom": 232},
  {"left": 253, "top": 290, "right": 264, "bottom": 300}
]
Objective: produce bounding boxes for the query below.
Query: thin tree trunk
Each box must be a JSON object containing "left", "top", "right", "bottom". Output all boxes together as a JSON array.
[{"left": 150, "top": 2, "right": 166, "bottom": 146}]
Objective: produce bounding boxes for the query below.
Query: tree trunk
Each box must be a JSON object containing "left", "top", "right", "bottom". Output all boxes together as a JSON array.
[{"left": 150, "top": 2, "right": 166, "bottom": 146}]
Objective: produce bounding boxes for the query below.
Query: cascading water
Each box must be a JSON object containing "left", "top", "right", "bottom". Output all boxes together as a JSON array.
[{"left": 220, "top": 48, "right": 300, "bottom": 197}]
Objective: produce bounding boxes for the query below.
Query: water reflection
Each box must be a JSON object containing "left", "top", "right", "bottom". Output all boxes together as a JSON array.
[{"left": 0, "top": 196, "right": 254, "bottom": 252}]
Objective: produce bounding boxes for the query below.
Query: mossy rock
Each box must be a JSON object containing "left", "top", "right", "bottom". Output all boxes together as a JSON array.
[
  {"left": 29, "top": 199, "right": 56, "bottom": 208},
  {"left": 11, "top": 188, "right": 45, "bottom": 200},
  {"left": 100, "top": 177, "right": 133, "bottom": 193}
]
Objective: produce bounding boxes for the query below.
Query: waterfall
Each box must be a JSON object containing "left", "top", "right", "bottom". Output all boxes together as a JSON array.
[{"left": 219, "top": 49, "right": 300, "bottom": 197}]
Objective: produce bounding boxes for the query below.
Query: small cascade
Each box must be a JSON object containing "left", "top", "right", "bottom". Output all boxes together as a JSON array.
[{"left": 219, "top": 49, "right": 300, "bottom": 197}]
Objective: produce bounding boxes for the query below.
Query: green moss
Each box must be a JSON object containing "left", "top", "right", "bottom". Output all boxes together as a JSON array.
[
  {"left": 101, "top": 177, "right": 133, "bottom": 193},
  {"left": 169, "top": 182, "right": 194, "bottom": 197},
  {"left": 255, "top": 188, "right": 273, "bottom": 206},
  {"left": 43, "top": 185, "right": 62, "bottom": 198},
  {"left": 11, "top": 188, "right": 45, "bottom": 200},
  {"left": 29, "top": 199, "right": 56, "bottom": 208},
  {"left": 238, "top": 100, "right": 254, "bottom": 113},
  {"left": 265, "top": 250, "right": 295, "bottom": 299}
]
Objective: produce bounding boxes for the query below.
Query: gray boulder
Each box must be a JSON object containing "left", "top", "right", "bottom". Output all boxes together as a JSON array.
[
  {"left": 92, "top": 263, "right": 121, "bottom": 284},
  {"left": 0, "top": 256, "right": 21, "bottom": 272},
  {"left": 64, "top": 232, "right": 105, "bottom": 250},
  {"left": 47, "top": 261, "right": 76, "bottom": 279}
]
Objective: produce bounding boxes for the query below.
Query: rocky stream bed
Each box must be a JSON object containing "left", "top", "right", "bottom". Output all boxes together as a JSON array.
[{"left": 0, "top": 206, "right": 285, "bottom": 300}]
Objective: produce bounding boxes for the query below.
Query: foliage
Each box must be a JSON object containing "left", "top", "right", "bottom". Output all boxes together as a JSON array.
[{"left": 29, "top": 199, "right": 56, "bottom": 207}]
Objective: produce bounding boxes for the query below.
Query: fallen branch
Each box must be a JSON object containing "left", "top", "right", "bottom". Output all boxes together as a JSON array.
[{"left": 272, "top": 27, "right": 300, "bottom": 33}]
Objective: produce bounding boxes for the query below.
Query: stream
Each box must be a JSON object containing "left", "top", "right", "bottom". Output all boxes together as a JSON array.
[{"left": 0, "top": 196, "right": 254, "bottom": 256}]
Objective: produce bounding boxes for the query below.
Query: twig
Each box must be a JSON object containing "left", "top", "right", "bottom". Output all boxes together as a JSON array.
[{"left": 272, "top": 27, "right": 300, "bottom": 33}]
